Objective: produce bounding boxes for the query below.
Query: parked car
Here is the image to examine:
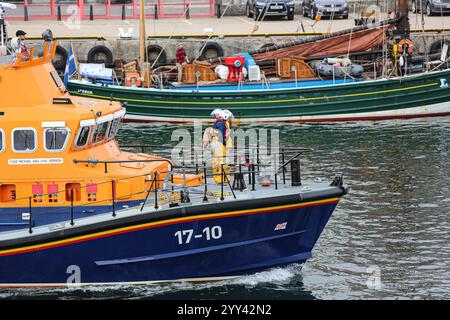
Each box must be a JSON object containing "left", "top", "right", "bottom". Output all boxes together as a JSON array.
[
  {"left": 301, "top": 0, "right": 349, "bottom": 19},
  {"left": 411, "top": 0, "right": 450, "bottom": 16},
  {"left": 246, "top": 0, "right": 295, "bottom": 21}
]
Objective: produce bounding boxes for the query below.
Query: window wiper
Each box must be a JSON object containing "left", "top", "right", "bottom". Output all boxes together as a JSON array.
[
  {"left": 49, "top": 131, "right": 56, "bottom": 149},
  {"left": 24, "top": 131, "right": 29, "bottom": 149}
]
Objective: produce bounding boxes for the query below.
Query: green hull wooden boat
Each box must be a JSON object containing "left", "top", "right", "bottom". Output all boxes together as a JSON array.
[
  {"left": 66, "top": 3, "right": 450, "bottom": 123},
  {"left": 67, "top": 68, "right": 450, "bottom": 122}
]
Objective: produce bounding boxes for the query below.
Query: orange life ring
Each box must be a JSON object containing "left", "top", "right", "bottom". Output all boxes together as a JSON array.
[
  {"left": 398, "top": 39, "right": 414, "bottom": 54},
  {"left": 125, "top": 72, "right": 142, "bottom": 87}
]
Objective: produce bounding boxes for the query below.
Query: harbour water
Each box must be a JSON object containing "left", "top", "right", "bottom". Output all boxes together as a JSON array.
[{"left": 1, "top": 117, "right": 449, "bottom": 300}]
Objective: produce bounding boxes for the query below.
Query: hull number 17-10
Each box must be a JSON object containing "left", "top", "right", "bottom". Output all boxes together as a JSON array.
[{"left": 174, "top": 226, "right": 223, "bottom": 245}]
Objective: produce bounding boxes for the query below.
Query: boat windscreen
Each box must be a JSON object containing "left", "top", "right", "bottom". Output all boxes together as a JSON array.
[
  {"left": 92, "top": 122, "right": 110, "bottom": 144},
  {"left": 75, "top": 126, "right": 91, "bottom": 148},
  {"left": 45, "top": 128, "right": 69, "bottom": 152}
]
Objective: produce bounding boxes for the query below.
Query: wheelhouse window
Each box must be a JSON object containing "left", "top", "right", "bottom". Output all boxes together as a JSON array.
[
  {"left": 12, "top": 128, "right": 37, "bottom": 153},
  {"left": 44, "top": 128, "right": 70, "bottom": 152},
  {"left": 107, "top": 117, "right": 122, "bottom": 139},
  {"left": 75, "top": 126, "right": 91, "bottom": 148},
  {"left": 50, "top": 71, "right": 63, "bottom": 91},
  {"left": 75, "top": 112, "right": 124, "bottom": 149},
  {"left": 91, "top": 122, "right": 110, "bottom": 144},
  {"left": 0, "top": 129, "right": 4, "bottom": 153}
]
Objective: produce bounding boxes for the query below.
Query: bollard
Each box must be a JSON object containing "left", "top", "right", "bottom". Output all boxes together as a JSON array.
[
  {"left": 57, "top": 5, "right": 62, "bottom": 21},
  {"left": 186, "top": 4, "right": 190, "bottom": 19},
  {"left": 291, "top": 159, "right": 302, "bottom": 187},
  {"left": 121, "top": 5, "right": 126, "bottom": 20},
  {"left": 89, "top": 4, "right": 94, "bottom": 21},
  {"left": 154, "top": 4, "right": 158, "bottom": 20},
  {"left": 24, "top": 5, "right": 29, "bottom": 21},
  {"left": 216, "top": 3, "right": 221, "bottom": 19}
]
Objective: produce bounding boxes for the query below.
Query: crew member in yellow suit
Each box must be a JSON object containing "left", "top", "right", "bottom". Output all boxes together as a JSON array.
[{"left": 203, "top": 109, "right": 234, "bottom": 184}]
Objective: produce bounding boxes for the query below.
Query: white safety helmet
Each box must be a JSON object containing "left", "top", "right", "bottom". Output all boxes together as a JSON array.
[
  {"left": 221, "top": 109, "right": 234, "bottom": 121},
  {"left": 210, "top": 108, "right": 222, "bottom": 118}
]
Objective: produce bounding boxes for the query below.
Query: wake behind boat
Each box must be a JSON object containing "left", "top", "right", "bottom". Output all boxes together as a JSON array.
[{"left": 0, "top": 41, "right": 346, "bottom": 287}]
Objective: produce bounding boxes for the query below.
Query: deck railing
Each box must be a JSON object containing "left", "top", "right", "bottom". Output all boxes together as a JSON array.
[{"left": 0, "top": 145, "right": 328, "bottom": 234}]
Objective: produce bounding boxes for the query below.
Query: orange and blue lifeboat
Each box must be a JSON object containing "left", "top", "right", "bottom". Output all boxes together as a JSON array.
[{"left": 0, "top": 44, "right": 346, "bottom": 286}]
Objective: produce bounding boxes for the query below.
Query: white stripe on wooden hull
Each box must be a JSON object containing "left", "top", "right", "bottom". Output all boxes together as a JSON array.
[{"left": 124, "top": 102, "right": 450, "bottom": 123}]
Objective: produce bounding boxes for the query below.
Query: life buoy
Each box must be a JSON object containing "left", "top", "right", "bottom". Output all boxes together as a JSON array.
[
  {"left": 125, "top": 72, "right": 142, "bottom": 87},
  {"left": 398, "top": 39, "right": 414, "bottom": 54},
  {"left": 198, "top": 42, "right": 224, "bottom": 61},
  {"left": 87, "top": 45, "right": 114, "bottom": 66},
  {"left": 146, "top": 44, "right": 167, "bottom": 66},
  {"left": 52, "top": 45, "right": 68, "bottom": 72}
]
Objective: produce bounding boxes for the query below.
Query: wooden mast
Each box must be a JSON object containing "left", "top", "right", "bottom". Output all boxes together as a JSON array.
[
  {"left": 139, "top": 0, "right": 146, "bottom": 66},
  {"left": 396, "top": 0, "right": 410, "bottom": 36}
]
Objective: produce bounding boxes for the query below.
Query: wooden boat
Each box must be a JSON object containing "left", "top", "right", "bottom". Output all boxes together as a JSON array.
[
  {"left": 68, "top": 68, "right": 450, "bottom": 122},
  {"left": 66, "top": 13, "right": 450, "bottom": 123}
]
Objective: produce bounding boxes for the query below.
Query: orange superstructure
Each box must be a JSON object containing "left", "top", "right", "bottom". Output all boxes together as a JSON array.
[{"left": 0, "top": 42, "right": 170, "bottom": 214}]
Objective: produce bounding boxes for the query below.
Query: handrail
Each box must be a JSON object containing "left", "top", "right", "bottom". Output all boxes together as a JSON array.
[
  {"left": 0, "top": 171, "right": 158, "bottom": 204},
  {"left": 73, "top": 158, "right": 173, "bottom": 174},
  {"left": 2, "top": 144, "right": 316, "bottom": 233}
]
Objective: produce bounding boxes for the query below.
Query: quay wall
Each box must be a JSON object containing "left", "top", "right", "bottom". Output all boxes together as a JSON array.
[{"left": 26, "top": 30, "right": 450, "bottom": 66}]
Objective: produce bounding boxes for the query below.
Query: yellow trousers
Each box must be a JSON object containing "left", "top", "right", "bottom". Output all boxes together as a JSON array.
[{"left": 211, "top": 140, "right": 230, "bottom": 184}]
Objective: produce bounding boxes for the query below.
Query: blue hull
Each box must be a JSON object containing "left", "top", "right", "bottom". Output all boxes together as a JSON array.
[{"left": 0, "top": 198, "right": 339, "bottom": 286}]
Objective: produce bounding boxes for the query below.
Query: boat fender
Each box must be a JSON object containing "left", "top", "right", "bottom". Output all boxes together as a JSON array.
[
  {"left": 316, "top": 63, "right": 333, "bottom": 77},
  {"left": 87, "top": 45, "right": 114, "bottom": 66},
  {"left": 52, "top": 45, "right": 68, "bottom": 72},
  {"left": 349, "top": 64, "right": 364, "bottom": 78},
  {"left": 146, "top": 44, "right": 167, "bottom": 66},
  {"left": 214, "top": 65, "right": 229, "bottom": 80},
  {"left": 397, "top": 39, "right": 414, "bottom": 55},
  {"left": 125, "top": 72, "right": 142, "bottom": 87},
  {"left": 242, "top": 67, "right": 248, "bottom": 79},
  {"left": 198, "top": 42, "right": 224, "bottom": 61},
  {"left": 429, "top": 40, "right": 450, "bottom": 58}
]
